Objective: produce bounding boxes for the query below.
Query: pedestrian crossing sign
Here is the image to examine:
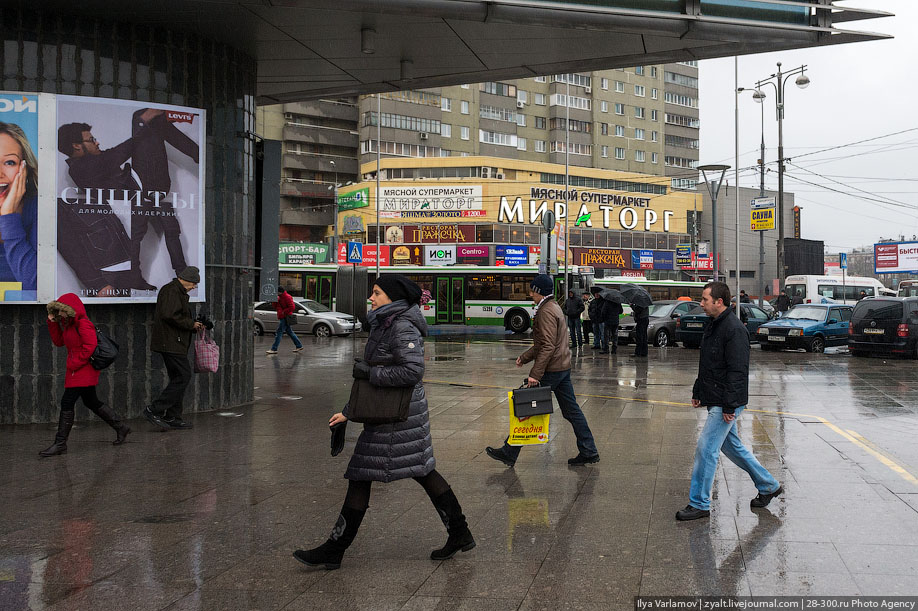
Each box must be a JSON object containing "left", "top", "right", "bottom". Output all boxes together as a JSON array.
[{"left": 347, "top": 242, "right": 363, "bottom": 263}]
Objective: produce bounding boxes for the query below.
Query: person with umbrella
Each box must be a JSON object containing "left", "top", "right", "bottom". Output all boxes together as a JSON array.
[
  {"left": 588, "top": 287, "right": 604, "bottom": 350},
  {"left": 618, "top": 284, "right": 653, "bottom": 357},
  {"left": 597, "top": 288, "right": 623, "bottom": 355}
]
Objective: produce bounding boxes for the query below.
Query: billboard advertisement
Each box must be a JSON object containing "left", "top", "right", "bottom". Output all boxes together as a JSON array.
[
  {"left": 875, "top": 242, "right": 918, "bottom": 274},
  {"left": 0, "top": 94, "right": 39, "bottom": 302}
]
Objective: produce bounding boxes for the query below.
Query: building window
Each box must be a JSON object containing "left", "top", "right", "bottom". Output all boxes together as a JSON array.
[
  {"left": 551, "top": 73, "right": 592, "bottom": 88},
  {"left": 614, "top": 147, "right": 625, "bottom": 160},
  {"left": 480, "top": 82, "right": 518, "bottom": 97},
  {"left": 535, "top": 140, "right": 547, "bottom": 153},
  {"left": 600, "top": 122, "right": 609, "bottom": 136},
  {"left": 614, "top": 103, "right": 624, "bottom": 115},
  {"left": 480, "top": 130, "right": 518, "bottom": 147},
  {"left": 651, "top": 130, "right": 658, "bottom": 142},
  {"left": 635, "top": 128, "right": 644, "bottom": 140},
  {"left": 664, "top": 92, "right": 699, "bottom": 108},
  {"left": 665, "top": 113, "right": 701, "bottom": 128},
  {"left": 635, "top": 66, "right": 645, "bottom": 75},
  {"left": 650, "top": 67, "right": 658, "bottom": 78},
  {"left": 535, "top": 116, "right": 546, "bottom": 129},
  {"left": 635, "top": 150, "right": 645, "bottom": 162},
  {"left": 601, "top": 145, "right": 608, "bottom": 158},
  {"left": 550, "top": 118, "right": 592, "bottom": 133},
  {"left": 363, "top": 111, "right": 441, "bottom": 133},
  {"left": 441, "top": 124, "right": 451, "bottom": 138},
  {"left": 665, "top": 135, "right": 700, "bottom": 149},
  {"left": 635, "top": 106, "right": 645, "bottom": 119},
  {"left": 517, "top": 90, "right": 528, "bottom": 103},
  {"left": 615, "top": 125, "right": 624, "bottom": 137},
  {"left": 635, "top": 85, "right": 645, "bottom": 97},
  {"left": 441, "top": 97, "right": 451, "bottom": 112},
  {"left": 651, "top": 109, "right": 658, "bottom": 121},
  {"left": 672, "top": 177, "right": 698, "bottom": 190},
  {"left": 480, "top": 105, "right": 517, "bottom": 122},
  {"left": 534, "top": 93, "right": 546, "bottom": 105},
  {"left": 651, "top": 152, "right": 658, "bottom": 164},
  {"left": 460, "top": 126, "right": 470, "bottom": 140},
  {"left": 461, "top": 83, "right": 470, "bottom": 89},
  {"left": 461, "top": 101, "right": 469, "bottom": 114},
  {"left": 550, "top": 141, "right": 592, "bottom": 156},
  {"left": 665, "top": 71, "right": 699, "bottom": 89},
  {"left": 534, "top": 76, "right": 547, "bottom": 83},
  {"left": 601, "top": 78, "right": 609, "bottom": 90},
  {"left": 600, "top": 101, "right": 608, "bottom": 113},
  {"left": 651, "top": 88, "right": 658, "bottom": 100},
  {"left": 549, "top": 93, "right": 591, "bottom": 111},
  {"left": 615, "top": 81, "right": 624, "bottom": 93},
  {"left": 516, "top": 113, "right": 526, "bottom": 127},
  {"left": 517, "top": 137, "right": 527, "bottom": 151}
]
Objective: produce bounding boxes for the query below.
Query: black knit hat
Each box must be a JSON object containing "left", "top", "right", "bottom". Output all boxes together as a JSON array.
[
  {"left": 375, "top": 274, "right": 422, "bottom": 306},
  {"left": 530, "top": 274, "right": 553, "bottom": 296}
]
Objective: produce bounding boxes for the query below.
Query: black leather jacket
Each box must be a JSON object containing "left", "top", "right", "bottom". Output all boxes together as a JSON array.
[{"left": 692, "top": 308, "right": 749, "bottom": 413}]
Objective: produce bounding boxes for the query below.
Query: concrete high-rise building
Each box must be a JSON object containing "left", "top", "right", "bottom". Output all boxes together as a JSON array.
[{"left": 662, "top": 61, "right": 700, "bottom": 191}]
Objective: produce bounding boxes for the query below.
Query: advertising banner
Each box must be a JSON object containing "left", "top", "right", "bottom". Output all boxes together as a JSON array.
[
  {"left": 875, "top": 242, "right": 918, "bottom": 274},
  {"left": 653, "top": 251, "right": 675, "bottom": 270},
  {"left": 379, "top": 185, "right": 482, "bottom": 216},
  {"left": 425, "top": 245, "right": 456, "bottom": 266},
  {"left": 337, "top": 187, "right": 369, "bottom": 210},
  {"left": 750, "top": 197, "right": 776, "bottom": 231},
  {"left": 496, "top": 245, "right": 528, "bottom": 266},
  {"left": 391, "top": 244, "right": 423, "bottom": 265},
  {"left": 0, "top": 93, "right": 39, "bottom": 302},
  {"left": 279, "top": 242, "right": 329, "bottom": 264},
  {"left": 402, "top": 224, "right": 475, "bottom": 244},
  {"left": 336, "top": 243, "right": 389, "bottom": 267},
  {"left": 676, "top": 244, "right": 692, "bottom": 267},
  {"left": 571, "top": 247, "right": 629, "bottom": 269},
  {"left": 631, "top": 249, "right": 654, "bottom": 270},
  {"left": 457, "top": 245, "right": 490, "bottom": 265},
  {"left": 55, "top": 96, "right": 206, "bottom": 302}
]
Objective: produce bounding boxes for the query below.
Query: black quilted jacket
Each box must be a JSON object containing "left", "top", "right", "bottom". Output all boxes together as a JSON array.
[
  {"left": 692, "top": 308, "right": 750, "bottom": 414},
  {"left": 343, "top": 300, "right": 435, "bottom": 482}
]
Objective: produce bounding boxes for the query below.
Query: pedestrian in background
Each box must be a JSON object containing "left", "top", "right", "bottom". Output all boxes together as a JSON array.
[
  {"left": 294, "top": 275, "right": 474, "bottom": 570},
  {"left": 144, "top": 266, "right": 204, "bottom": 431},
  {"left": 581, "top": 292, "right": 593, "bottom": 346},
  {"left": 676, "top": 281, "right": 782, "bottom": 521},
  {"left": 791, "top": 291, "right": 804, "bottom": 306},
  {"left": 599, "top": 293, "right": 622, "bottom": 355},
  {"left": 486, "top": 274, "right": 599, "bottom": 466},
  {"left": 739, "top": 290, "right": 751, "bottom": 303},
  {"left": 774, "top": 290, "right": 790, "bottom": 314},
  {"left": 41, "top": 293, "right": 130, "bottom": 456},
  {"left": 588, "top": 286, "right": 604, "bottom": 350},
  {"left": 266, "top": 287, "right": 304, "bottom": 355},
  {"left": 632, "top": 303, "right": 649, "bottom": 357},
  {"left": 563, "top": 289, "right": 584, "bottom": 348}
]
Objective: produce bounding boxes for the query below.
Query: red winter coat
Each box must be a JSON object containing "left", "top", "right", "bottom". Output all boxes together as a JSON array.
[
  {"left": 47, "top": 293, "right": 100, "bottom": 388},
  {"left": 274, "top": 291, "right": 295, "bottom": 320}
]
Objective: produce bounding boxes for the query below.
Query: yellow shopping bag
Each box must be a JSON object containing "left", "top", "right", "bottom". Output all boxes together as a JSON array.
[{"left": 507, "top": 391, "right": 550, "bottom": 446}]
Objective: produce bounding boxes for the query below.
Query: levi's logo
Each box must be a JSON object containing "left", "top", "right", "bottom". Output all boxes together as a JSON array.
[{"left": 167, "top": 111, "right": 196, "bottom": 124}]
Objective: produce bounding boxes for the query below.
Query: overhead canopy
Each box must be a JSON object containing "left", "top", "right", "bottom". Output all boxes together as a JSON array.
[{"left": 36, "top": 0, "right": 891, "bottom": 104}]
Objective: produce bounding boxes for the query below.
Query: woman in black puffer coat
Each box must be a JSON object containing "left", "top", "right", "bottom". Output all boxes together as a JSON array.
[{"left": 294, "top": 275, "right": 475, "bottom": 571}]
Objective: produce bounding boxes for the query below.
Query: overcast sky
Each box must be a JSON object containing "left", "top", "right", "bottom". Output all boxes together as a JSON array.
[{"left": 699, "top": 0, "right": 914, "bottom": 254}]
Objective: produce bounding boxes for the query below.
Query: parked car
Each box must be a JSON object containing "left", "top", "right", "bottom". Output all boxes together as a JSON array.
[
  {"left": 617, "top": 300, "right": 700, "bottom": 348},
  {"left": 756, "top": 304, "right": 853, "bottom": 353},
  {"left": 675, "top": 303, "right": 771, "bottom": 348},
  {"left": 253, "top": 298, "right": 361, "bottom": 337},
  {"left": 848, "top": 297, "right": 918, "bottom": 358}
]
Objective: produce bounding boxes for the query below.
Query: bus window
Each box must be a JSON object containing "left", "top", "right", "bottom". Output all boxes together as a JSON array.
[
  {"left": 786, "top": 283, "right": 806, "bottom": 300},
  {"left": 502, "top": 275, "right": 532, "bottom": 301},
  {"left": 467, "top": 276, "right": 501, "bottom": 300}
]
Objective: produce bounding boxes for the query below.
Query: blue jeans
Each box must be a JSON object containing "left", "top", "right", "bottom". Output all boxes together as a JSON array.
[
  {"left": 592, "top": 322, "right": 604, "bottom": 348},
  {"left": 688, "top": 406, "right": 780, "bottom": 511},
  {"left": 567, "top": 316, "right": 583, "bottom": 346},
  {"left": 504, "top": 369, "right": 598, "bottom": 459},
  {"left": 271, "top": 318, "right": 303, "bottom": 350}
]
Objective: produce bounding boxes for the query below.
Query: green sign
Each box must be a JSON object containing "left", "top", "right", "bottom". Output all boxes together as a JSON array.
[
  {"left": 338, "top": 187, "right": 370, "bottom": 210},
  {"left": 278, "top": 242, "right": 329, "bottom": 264}
]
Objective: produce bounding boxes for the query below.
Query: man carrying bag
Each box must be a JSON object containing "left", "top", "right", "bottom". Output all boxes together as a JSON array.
[{"left": 485, "top": 274, "right": 600, "bottom": 467}]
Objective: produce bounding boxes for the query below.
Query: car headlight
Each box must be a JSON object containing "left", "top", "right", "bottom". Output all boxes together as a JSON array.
[
  {"left": 759, "top": 327, "right": 769, "bottom": 335},
  {"left": 788, "top": 329, "right": 802, "bottom": 336}
]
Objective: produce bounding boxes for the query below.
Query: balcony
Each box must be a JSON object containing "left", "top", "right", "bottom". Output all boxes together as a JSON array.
[
  {"left": 283, "top": 123, "right": 359, "bottom": 148},
  {"left": 281, "top": 179, "right": 337, "bottom": 199},
  {"left": 283, "top": 153, "right": 358, "bottom": 175},
  {"left": 283, "top": 100, "right": 357, "bottom": 122}
]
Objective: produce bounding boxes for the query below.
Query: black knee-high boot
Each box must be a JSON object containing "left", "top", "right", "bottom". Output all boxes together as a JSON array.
[
  {"left": 293, "top": 506, "right": 365, "bottom": 570},
  {"left": 90, "top": 404, "right": 131, "bottom": 445},
  {"left": 430, "top": 488, "right": 476, "bottom": 560},
  {"left": 39, "top": 411, "right": 75, "bottom": 457}
]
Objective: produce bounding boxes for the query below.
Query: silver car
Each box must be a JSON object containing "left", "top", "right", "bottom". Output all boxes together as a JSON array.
[
  {"left": 253, "top": 298, "right": 361, "bottom": 338},
  {"left": 617, "top": 300, "right": 701, "bottom": 348}
]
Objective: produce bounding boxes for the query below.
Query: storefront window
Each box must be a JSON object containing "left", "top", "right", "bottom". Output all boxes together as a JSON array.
[
  {"left": 569, "top": 228, "right": 581, "bottom": 247},
  {"left": 608, "top": 231, "right": 621, "bottom": 248},
  {"left": 593, "top": 230, "right": 608, "bottom": 248},
  {"left": 620, "top": 232, "right": 632, "bottom": 249},
  {"left": 656, "top": 233, "right": 668, "bottom": 249},
  {"left": 493, "top": 224, "right": 509, "bottom": 243},
  {"left": 510, "top": 225, "right": 525, "bottom": 244},
  {"left": 524, "top": 225, "right": 540, "bottom": 244},
  {"left": 476, "top": 224, "right": 494, "bottom": 242}
]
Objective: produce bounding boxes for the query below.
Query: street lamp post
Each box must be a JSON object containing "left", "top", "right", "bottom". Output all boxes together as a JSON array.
[
  {"left": 698, "top": 164, "right": 730, "bottom": 282},
  {"left": 754, "top": 62, "right": 810, "bottom": 285},
  {"left": 737, "top": 85, "right": 768, "bottom": 308},
  {"left": 329, "top": 160, "right": 338, "bottom": 258}
]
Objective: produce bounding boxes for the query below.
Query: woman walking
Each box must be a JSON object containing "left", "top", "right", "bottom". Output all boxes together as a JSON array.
[
  {"left": 40, "top": 293, "right": 130, "bottom": 456},
  {"left": 293, "top": 275, "right": 474, "bottom": 570}
]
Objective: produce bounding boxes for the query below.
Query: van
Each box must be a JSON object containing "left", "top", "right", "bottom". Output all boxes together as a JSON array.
[
  {"left": 848, "top": 297, "right": 918, "bottom": 358},
  {"left": 785, "top": 274, "right": 886, "bottom": 306}
]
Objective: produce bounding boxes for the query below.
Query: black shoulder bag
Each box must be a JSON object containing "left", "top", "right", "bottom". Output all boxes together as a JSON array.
[
  {"left": 347, "top": 378, "right": 412, "bottom": 425},
  {"left": 90, "top": 326, "right": 119, "bottom": 370}
]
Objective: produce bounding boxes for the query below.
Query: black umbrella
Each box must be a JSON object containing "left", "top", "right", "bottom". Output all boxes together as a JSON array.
[
  {"left": 599, "top": 289, "right": 623, "bottom": 304},
  {"left": 618, "top": 283, "right": 653, "bottom": 307}
]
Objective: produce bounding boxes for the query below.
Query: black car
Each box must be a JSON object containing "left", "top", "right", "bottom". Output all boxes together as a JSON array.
[
  {"left": 675, "top": 303, "right": 771, "bottom": 348},
  {"left": 617, "top": 300, "right": 700, "bottom": 348},
  {"left": 848, "top": 297, "right": 918, "bottom": 358}
]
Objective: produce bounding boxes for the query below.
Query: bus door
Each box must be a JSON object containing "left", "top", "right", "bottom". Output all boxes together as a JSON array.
[
  {"left": 304, "top": 273, "right": 334, "bottom": 308},
  {"left": 435, "top": 276, "right": 464, "bottom": 324}
]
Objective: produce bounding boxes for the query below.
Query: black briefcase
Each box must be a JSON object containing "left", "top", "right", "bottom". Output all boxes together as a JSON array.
[{"left": 512, "top": 380, "right": 554, "bottom": 418}]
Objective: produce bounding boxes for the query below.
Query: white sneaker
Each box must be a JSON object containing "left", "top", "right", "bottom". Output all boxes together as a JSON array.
[
  {"left": 293, "top": 347, "right": 304, "bottom": 352},
  {"left": 265, "top": 349, "right": 277, "bottom": 354}
]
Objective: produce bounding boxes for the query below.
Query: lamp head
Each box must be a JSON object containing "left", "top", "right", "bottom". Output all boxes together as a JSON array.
[
  {"left": 795, "top": 73, "right": 810, "bottom": 89},
  {"left": 752, "top": 89, "right": 766, "bottom": 102},
  {"left": 361, "top": 28, "right": 376, "bottom": 54}
]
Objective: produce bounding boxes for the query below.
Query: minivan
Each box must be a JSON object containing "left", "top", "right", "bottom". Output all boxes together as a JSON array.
[{"left": 848, "top": 297, "right": 918, "bottom": 358}]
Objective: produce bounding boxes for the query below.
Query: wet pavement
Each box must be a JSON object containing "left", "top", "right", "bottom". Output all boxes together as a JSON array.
[{"left": 2, "top": 333, "right": 918, "bottom": 609}]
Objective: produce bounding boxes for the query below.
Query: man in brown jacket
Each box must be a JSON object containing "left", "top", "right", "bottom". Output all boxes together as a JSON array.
[{"left": 486, "top": 274, "right": 599, "bottom": 467}]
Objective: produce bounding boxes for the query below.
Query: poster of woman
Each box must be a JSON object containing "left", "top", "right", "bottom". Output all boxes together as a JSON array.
[{"left": 0, "top": 94, "right": 38, "bottom": 302}]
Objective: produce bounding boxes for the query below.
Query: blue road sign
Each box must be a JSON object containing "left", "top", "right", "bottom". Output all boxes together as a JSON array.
[
  {"left": 347, "top": 241, "right": 363, "bottom": 263},
  {"left": 840, "top": 252, "right": 848, "bottom": 270}
]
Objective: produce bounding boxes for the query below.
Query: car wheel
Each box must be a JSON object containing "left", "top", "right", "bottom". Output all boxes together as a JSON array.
[
  {"left": 808, "top": 336, "right": 826, "bottom": 353},
  {"left": 253, "top": 321, "right": 264, "bottom": 336},
  {"left": 314, "top": 323, "right": 332, "bottom": 338},
  {"left": 506, "top": 310, "right": 530, "bottom": 333},
  {"left": 654, "top": 329, "right": 670, "bottom": 347}
]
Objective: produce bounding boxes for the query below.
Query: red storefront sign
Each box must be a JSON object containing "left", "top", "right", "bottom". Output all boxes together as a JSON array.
[
  {"left": 571, "top": 247, "right": 630, "bottom": 269},
  {"left": 403, "top": 224, "right": 475, "bottom": 243},
  {"left": 457, "top": 245, "right": 490, "bottom": 265},
  {"left": 337, "top": 243, "right": 390, "bottom": 267}
]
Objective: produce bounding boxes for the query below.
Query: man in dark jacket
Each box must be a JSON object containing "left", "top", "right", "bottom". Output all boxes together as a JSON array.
[
  {"left": 599, "top": 296, "right": 622, "bottom": 354},
  {"left": 774, "top": 290, "right": 790, "bottom": 313},
  {"left": 588, "top": 287, "right": 604, "bottom": 350},
  {"left": 486, "top": 274, "right": 599, "bottom": 467},
  {"left": 739, "top": 290, "right": 751, "bottom": 303},
  {"left": 266, "top": 287, "right": 303, "bottom": 354},
  {"left": 144, "top": 266, "right": 204, "bottom": 430},
  {"left": 791, "top": 291, "right": 804, "bottom": 306},
  {"left": 563, "top": 290, "right": 584, "bottom": 348},
  {"left": 676, "top": 281, "right": 782, "bottom": 521},
  {"left": 632, "top": 303, "right": 650, "bottom": 357}
]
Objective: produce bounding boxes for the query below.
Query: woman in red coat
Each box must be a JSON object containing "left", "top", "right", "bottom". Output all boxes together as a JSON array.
[{"left": 41, "top": 293, "right": 130, "bottom": 456}]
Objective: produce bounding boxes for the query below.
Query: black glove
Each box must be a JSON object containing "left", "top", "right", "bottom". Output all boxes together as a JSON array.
[{"left": 352, "top": 359, "right": 371, "bottom": 380}]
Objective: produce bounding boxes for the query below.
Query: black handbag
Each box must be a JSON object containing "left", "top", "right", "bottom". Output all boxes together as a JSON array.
[
  {"left": 90, "top": 326, "right": 119, "bottom": 370},
  {"left": 330, "top": 421, "right": 347, "bottom": 456},
  {"left": 512, "top": 379, "right": 554, "bottom": 418},
  {"left": 347, "top": 378, "right": 412, "bottom": 424}
]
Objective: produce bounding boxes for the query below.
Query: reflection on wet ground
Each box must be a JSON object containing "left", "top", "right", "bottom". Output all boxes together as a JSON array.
[{"left": 2, "top": 335, "right": 918, "bottom": 609}]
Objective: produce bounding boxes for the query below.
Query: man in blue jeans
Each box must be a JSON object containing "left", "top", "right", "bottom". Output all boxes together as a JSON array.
[
  {"left": 677, "top": 281, "right": 782, "bottom": 521},
  {"left": 485, "top": 275, "right": 599, "bottom": 467},
  {"left": 266, "top": 287, "right": 304, "bottom": 355}
]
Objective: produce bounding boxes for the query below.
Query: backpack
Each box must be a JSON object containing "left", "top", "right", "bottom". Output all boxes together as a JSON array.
[{"left": 90, "top": 326, "right": 119, "bottom": 370}]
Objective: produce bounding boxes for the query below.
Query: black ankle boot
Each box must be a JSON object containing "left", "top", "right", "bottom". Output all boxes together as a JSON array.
[
  {"left": 293, "top": 506, "right": 365, "bottom": 570},
  {"left": 39, "top": 411, "right": 75, "bottom": 457},
  {"left": 91, "top": 404, "right": 131, "bottom": 445},
  {"left": 430, "top": 488, "right": 476, "bottom": 560}
]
